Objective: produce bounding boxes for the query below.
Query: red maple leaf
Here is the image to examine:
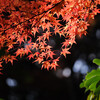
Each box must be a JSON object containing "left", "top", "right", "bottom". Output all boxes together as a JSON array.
[
  {"left": 61, "top": 48, "right": 71, "bottom": 58},
  {"left": 0, "top": 0, "right": 99, "bottom": 72}
]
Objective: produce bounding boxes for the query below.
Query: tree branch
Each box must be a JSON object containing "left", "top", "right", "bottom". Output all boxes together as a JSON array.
[{"left": 3, "top": 1, "right": 63, "bottom": 32}]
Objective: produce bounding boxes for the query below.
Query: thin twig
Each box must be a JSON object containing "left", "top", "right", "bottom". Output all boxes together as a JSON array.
[{"left": 3, "top": 1, "right": 62, "bottom": 32}]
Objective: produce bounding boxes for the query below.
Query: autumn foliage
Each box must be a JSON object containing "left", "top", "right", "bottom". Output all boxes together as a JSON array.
[{"left": 0, "top": 0, "right": 100, "bottom": 72}]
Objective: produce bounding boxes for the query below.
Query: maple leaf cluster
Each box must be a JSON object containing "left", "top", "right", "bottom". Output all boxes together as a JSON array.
[{"left": 0, "top": 0, "right": 100, "bottom": 72}]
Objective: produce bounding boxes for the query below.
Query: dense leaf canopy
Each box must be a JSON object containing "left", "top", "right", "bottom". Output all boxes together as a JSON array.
[{"left": 0, "top": 0, "right": 100, "bottom": 72}]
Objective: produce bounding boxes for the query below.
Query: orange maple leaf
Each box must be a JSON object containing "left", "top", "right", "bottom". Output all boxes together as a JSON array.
[{"left": 61, "top": 48, "right": 71, "bottom": 58}]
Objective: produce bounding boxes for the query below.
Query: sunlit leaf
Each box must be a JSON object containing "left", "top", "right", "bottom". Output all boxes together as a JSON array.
[
  {"left": 87, "top": 92, "right": 95, "bottom": 100},
  {"left": 93, "top": 59, "right": 100, "bottom": 66}
]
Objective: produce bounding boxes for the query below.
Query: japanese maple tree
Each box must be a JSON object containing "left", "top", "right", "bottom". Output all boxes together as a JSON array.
[{"left": 0, "top": 0, "right": 100, "bottom": 72}]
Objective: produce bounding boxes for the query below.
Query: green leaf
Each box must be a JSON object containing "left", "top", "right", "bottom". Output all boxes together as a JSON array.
[
  {"left": 99, "top": 94, "right": 100, "bottom": 100},
  {"left": 85, "top": 88, "right": 90, "bottom": 93},
  {"left": 80, "top": 59, "right": 100, "bottom": 99},
  {"left": 89, "top": 81, "right": 98, "bottom": 92},
  {"left": 80, "top": 68, "right": 100, "bottom": 94},
  {"left": 84, "top": 76, "right": 100, "bottom": 88},
  {"left": 87, "top": 92, "right": 95, "bottom": 100},
  {"left": 80, "top": 82, "right": 84, "bottom": 88},
  {"left": 86, "top": 69, "right": 100, "bottom": 80},
  {"left": 93, "top": 59, "right": 100, "bottom": 66},
  {"left": 95, "top": 86, "right": 100, "bottom": 94}
]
